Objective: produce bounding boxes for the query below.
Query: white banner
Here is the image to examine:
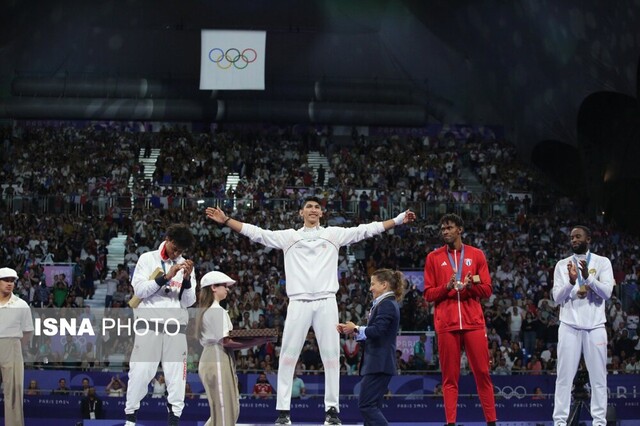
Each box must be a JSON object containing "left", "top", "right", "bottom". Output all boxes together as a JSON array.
[{"left": 200, "top": 30, "right": 266, "bottom": 90}]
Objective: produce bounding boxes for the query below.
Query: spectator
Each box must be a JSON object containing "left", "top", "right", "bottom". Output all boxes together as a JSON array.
[
  {"left": 253, "top": 372, "right": 274, "bottom": 399},
  {"left": 78, "top": 377, "right": 91, "bottom": 397},
  {"left": 111, "top": 284, "right": 127, "bottom": 306},
  {"left": 291, "top": 369, "right": 306, "bottom": 399},
  {"left": 106, "top": 375, "right": 127, "bottom": 397},
  {"left": 487, "top": 327, "right": 502, "bottom": 347},
  {"left": 342, "top": 335, "right": 360, "bottom": 375},
  {"left": 493, "top": 357, "right": 511, "bottom": 375},
  {"left": 521, "top": 312, "right": 540, "bottom": 357},
  {"left": 526, "top": 354, "right": 543, "bottom": 375},
  {"left": 184, "top": 382, "right": 196, "bottom": 400},
  {"left": 507, "top": 305, "right": 524, "bottom": 344},
  {"left": 531, "top": 386, "right": 546, "bottom": 400},
  {"left": 151, "top": 373, "right": 167, "bottom": 398},
  {"left": 433, "top": 383, "right": 443, "bottom": 397},
  {"left": 624, "top": 354, "right": 640, "bottom": 373},
  {"left": 394, "top": 350, "right": 408, "bottom": 372},
  {"left": 52, "top": 378, "right": 70, "bottom": 395},
  {"left": 412, "top": 334, "right": 428, "bottom": 370},
  {"left": 104, "top": 271, "right": 119, "bottom": 308},
  {"left": 52, "top": 282, "right": 68, "bottom": 307},
  {"left": 511, "top": 358, "right": 525, "bottom": 374},
  {"left": 25, "top": 379, "right": 40, "bottom": 396}
]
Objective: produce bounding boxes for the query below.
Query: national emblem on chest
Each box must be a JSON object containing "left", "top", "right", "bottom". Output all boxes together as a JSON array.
[{"left": 297, "top": 239, "right": 328, "bottom": 256}]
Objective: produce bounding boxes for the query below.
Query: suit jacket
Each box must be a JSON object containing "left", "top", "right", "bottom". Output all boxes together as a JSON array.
[
  {"left": 360, "top": 295, "right": 400, "bottom": 376},
  {"left": 81, "top": 396, "right": 104, "bottom": 419}
]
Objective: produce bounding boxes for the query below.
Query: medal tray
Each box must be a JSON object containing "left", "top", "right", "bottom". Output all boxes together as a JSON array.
[{"left": 229, "top": 328, "right": 278, "bottom": 337}]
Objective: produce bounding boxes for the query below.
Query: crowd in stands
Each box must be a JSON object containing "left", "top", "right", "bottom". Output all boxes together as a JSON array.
[
  {"left": 1, "top": 124, "right": 639, "bottom": 389},
  {"left": 1, "top": 126, "right": 136, "bottom": 216}
]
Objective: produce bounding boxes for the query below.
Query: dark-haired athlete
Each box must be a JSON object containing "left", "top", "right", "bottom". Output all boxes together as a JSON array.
[{"left": 207, "top": 197, "right": 415, "bottom": 425}]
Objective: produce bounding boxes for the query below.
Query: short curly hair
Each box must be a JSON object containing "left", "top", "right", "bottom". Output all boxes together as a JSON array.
[{"left": 439, "top": 213, "right": 464, "bottom": 228}]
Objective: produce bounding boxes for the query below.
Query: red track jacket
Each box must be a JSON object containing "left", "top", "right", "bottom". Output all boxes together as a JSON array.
[{"left": 423, "top": 244, "right": 492, "bottom": 333}]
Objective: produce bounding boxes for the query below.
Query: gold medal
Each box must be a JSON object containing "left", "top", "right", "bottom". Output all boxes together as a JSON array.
[{"left": 577, "top": 285, "right": 588, "bottom": 299}]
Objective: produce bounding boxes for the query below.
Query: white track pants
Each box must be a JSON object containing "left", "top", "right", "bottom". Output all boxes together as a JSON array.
[
  {"left": 553, "top": 323, "right": 608, "bottom": 426},
  {"left": 125, "top": 332, "right": 188, "bottom": 417},
  {"left": 276, "top": 297, "right": 340, "bottom": 412}
]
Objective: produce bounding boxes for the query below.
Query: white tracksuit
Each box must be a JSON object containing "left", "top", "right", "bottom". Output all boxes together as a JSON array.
[
  {"left": 240, "top": 222, "right": 387, "bottom": 412},
  {"left": 552, "top": 250, "right": 614, "bottom": 426},
  {"left": 125, "top": 241, "right": 196, "bottom": 419}
]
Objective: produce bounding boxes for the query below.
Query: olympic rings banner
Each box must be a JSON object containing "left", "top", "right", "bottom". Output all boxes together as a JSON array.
[{"left": 200, "top": 30, "right": 266, "bottom": 90}]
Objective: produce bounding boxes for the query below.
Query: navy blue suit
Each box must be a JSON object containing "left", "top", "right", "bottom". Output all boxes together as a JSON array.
[{"left": 358, "top": 295, "right": 400, "bottom": 426}]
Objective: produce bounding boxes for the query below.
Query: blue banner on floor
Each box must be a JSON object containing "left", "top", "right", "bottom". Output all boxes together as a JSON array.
[
  {"left": 5, "top": 372, "right": 639, "bottom": 424},
  {"left": 4, "top": 395, "right": 640, "bottom": 424}
]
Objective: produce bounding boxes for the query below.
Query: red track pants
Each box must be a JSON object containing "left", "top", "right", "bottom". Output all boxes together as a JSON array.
[{"left": 437, "top": 328, "right": 497, "bottom": 424}]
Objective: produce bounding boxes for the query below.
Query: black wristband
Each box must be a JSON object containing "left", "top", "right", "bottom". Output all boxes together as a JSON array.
[
  {"left": 223, "top": 217, "right": 232, "bottom": 226},
  {"left": 155, "top": 275, "right": 169, "bottom": 287},
  {"left": 178, "top": 278, "right": 191, "bottom": 301},
  {"left": 181, "top": 278, "right": 192, "bottom": 290}
]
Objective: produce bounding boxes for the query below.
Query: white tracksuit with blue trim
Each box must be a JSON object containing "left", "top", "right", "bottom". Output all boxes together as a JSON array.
[{"left": 552, "top": 251, "right": 614, "bottom": 426}]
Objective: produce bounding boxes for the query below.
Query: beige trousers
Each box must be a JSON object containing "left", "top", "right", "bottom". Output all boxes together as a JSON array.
[
  {"left": 0, "top": 338, "right": 25, "bottom": 426},
  {"left": 198, "top": 344, "right": 239, "bottom": 426}
]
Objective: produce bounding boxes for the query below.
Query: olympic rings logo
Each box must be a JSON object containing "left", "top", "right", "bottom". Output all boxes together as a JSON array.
[
  {"left": 494, "top": 385, "right": 527, "bottom": 399},
  {"left": 208, "top": 48, "right": 257, "bottom": 70}
]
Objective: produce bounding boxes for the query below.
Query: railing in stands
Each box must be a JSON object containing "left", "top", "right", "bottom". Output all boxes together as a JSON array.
[{"left": 0, "top": 195, "right": 555, "bottom": 220}]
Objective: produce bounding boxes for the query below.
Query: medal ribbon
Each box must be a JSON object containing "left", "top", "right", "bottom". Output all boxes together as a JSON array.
[
  {"left": 446, "top": 245, "right": 465, "bottom": 282},
  {"left": 572, "top": 252, "right": 591, "bottom": 286}
]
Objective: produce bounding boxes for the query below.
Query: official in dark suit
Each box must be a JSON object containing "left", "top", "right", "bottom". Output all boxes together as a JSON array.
[
  {"left": 338, "top": 268, "right": 405, "bottom": 426},
  {"left": 80, "top": 387, "right": 104, "bottom": 420}
]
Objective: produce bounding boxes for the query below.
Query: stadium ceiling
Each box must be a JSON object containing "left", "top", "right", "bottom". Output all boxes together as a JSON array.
[{"left": 0, "top": 0, "right": 638, "bottom": 158}]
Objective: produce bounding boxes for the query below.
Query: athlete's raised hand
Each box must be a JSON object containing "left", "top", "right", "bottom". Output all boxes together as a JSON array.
[{"left": 205, "top": 207, "right": 227, "bottom": 224}]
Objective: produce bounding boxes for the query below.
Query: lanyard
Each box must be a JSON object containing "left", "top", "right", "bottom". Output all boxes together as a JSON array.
[
  {"left": 446, "top": 245, "right": 465, "bottom": 282},
  {"left": 572, "top": 252, "right": 591, "bottom": 285},
  {"left": 160, "top": 241, "right": 176, "bottom": 273}
]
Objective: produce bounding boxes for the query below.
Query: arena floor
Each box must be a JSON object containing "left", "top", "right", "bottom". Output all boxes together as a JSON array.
[{"left": 17, "top": 421, "right": 624, "bottom": 426}]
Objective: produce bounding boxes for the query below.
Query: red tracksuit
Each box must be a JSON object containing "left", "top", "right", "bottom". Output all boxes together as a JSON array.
[{"left": 424, "top": 244, "right": 497, "bottom": 424}]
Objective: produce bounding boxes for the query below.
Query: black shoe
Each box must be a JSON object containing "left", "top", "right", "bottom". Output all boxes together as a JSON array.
[
  {"left": 125, "top": 412, "right": 137, "bottom": 425},
  {"left": 275, "top": 410, "right": 292, "bottom": 425},
  {"left": 324, "top": 407, "right": 342, "bottom": 425},
  {"left": 168, "top": 411, "right": 180, "bottom": 426}
]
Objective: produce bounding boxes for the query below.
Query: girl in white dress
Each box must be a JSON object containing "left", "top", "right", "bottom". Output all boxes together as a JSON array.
[{"left": 196, "top": 271, "right": 271, "bottom": 426}]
